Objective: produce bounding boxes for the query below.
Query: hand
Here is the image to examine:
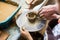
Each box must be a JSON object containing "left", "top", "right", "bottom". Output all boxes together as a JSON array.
[
  {"left": 39, "top": 5, "right": 58, "bottom": 20},
  {"left": 29, "top": 0, "right": 43, "bottom": 9},
  {"left": 20, "top": 27, "right": 33, "bottom": 40}
]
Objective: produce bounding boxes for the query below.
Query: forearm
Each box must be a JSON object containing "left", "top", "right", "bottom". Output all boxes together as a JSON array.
[
  {"left": 27, "top": 36, "right": 33, "bottom": 40},
  {"left": 26, "top": 34, "right": 33, "bottom": 40}
]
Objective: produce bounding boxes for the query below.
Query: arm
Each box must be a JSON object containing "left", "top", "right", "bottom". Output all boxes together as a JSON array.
[
  {"left": 20, "top": 27, "right": 33, "bottom": 40},
  {"left": 27, "top": 35, "right": 33, "bottom": 40}
]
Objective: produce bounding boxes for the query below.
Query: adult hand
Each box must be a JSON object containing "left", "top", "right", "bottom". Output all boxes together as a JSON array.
[
  {"left": 39, "top": 5, "right": 59, "bottom": 20},
  {"left": 20, "top": 27, "right": 33, "bottom": 40}
]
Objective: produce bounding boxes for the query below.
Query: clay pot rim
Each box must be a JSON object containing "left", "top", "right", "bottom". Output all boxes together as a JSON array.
[{"left": 26, "top": 14, "right": 37, "bottom": 19}]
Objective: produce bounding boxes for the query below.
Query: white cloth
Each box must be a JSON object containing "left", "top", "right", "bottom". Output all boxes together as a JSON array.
[{"left": 44, "top": 23, "right": 60, "bottom": 40}]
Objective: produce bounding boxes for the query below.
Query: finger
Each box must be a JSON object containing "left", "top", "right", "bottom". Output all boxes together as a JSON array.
[
  {"left": 32, "top": 0, "right": 37, "bottom": 4},
  {"left": 22, "top": 27, "right": 28, "bottom": 32},
  {"left": 39, "top": 14, "right": 44, "bottom": 17},
  {"left": 40, "top": 9, "right": 55, "bottom": 17},
  {"left": 29, "top": 0, "right": 34, "bottom": 5},
  {"left": 45, "top": 14, "right": 56, "bottom": 20},
  {"left": 40, "top": 9, "right": 48, "bottom": 14},
  {"left": 38, "top": 7, "right": 43, "bottom": 14},
  {"left": 20, "top": 26, "right": 24, "bottom": 32},
  {"left": 39, "top": 6, "right": 53, "bottom": 14},
  {"left": 51, "top": 14, "right": 57, "bottom": 18},
  {"left": 20, "top": 27, "right": 25, "bottom": 34},
  {"left": 22, "top": 27, "right": 26, "bottom": 31}
]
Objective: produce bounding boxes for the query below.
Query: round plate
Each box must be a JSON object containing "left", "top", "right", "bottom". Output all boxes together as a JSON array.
[{"left": 16, "top": 9, "right": 47, "bottom": 32}]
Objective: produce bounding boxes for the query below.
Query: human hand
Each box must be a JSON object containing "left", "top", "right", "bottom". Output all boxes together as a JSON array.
[
  {"left": 39, "top": 5, "right": 58, "bottom": 20},
  {"left": 20, "top": 27, "right": 33, "bottom": 40},
  {"left": 28, "top": 0, "right": 43, "bottom": 9}
]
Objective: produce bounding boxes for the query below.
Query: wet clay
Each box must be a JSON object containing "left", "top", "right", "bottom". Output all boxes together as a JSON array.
[
  {"left": 27, "top": 12, "right": 37, "bottom": 23},
  {"left": 0, "top": 2, "right": 17, "bottom": 22}
]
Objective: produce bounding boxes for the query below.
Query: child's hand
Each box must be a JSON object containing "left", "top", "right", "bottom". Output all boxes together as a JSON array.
[
  {"left": 20, "top": 27, "right": 33, "bottom": 40},
  {"left": 29, "top": 0, "right": 42, "bottom": 9}
]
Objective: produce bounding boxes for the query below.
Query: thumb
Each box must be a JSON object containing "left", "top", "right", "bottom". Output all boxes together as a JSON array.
[
  {"left": 22, "top": 27, "right": 26, "bottom": 31},
  {"left": 20, "top": 26, "right": 24, "bottom": 32}
]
